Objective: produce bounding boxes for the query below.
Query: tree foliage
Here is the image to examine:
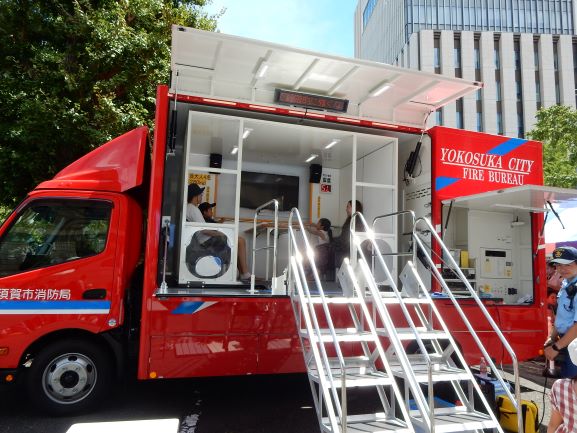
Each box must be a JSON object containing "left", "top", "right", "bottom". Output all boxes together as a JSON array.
[
  {"left": 0, "top": 0, "right": 219, "bottom": 206},
  {"left": 526, "top": 105, "right": 577, "bottom": 188}
]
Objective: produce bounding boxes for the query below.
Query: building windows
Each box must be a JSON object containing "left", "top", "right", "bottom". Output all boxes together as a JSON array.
[
  {"left": 476, "top": 112, "right": 483, "bottom": 132},
  {"left": 494, "top": 41, "right": 500, "bottom": 69},
  {"left": 497, "top": 112, "right": 503, "bottom": 135},
  {"left": 436, "top": 108, "right": 443, "bottom": 126},
  {"left": 456, "top": 98, "right": 464, "bottom": 129},
  {"left": 402, "top": 1, "right": 574, "bottom": 48},
  {"left": 474, "top": 45, "right": 480, "bottom": 70},
  {"left": 534, "top": 41, "right": 539, "bottom": 71},
  {"left": 454, "top": 37, "right": 462, "bottom": 77},
  {"left": 517, "top": 112, "right": 524, "bottom": 138},
  {"left": 556, "top": 82, "right": 561, "bottom": 104},
  {"left": 362, "top": 0, "right": 378, "bottom": 30},
  {"left": 434, "top": 36, "right": 441, "bottom": 73},
  {"left": 536, "top": 79, "right": 542, "bottom": 110}
]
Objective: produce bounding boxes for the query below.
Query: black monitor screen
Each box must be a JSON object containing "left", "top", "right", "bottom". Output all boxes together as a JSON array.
[{"left": 240, "top": 171, "right": 299, "bottom": 211}]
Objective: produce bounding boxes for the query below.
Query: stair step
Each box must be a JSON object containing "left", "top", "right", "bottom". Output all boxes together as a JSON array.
[
  {"left": 294, "top": 294, "right": 430, "bottom": 305},
  {"left": 300, "top": 328, "right": 375, "bottom": 343},
  {"left": 378, "top": 327, "right": 449, "bottom": 340},
  {"left": 389, "top": 355, "right": 470, "bottom": 382},
  {"left": 321, "top": 413, "right": 411, "bottom": 433},
  {"left": 309, "top": 368, "right": 393, "bottom": 388},
  {"left": 410, "top": 408, "right": 498, "bottom": 432},
  {"left": 379, "top": 292, "right": 430, "bottom": 304},
  {"left": 327, "top": 356, "right": 371, "bottom": 367}
]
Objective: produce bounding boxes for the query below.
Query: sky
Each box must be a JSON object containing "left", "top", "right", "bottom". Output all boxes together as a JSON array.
[{"left": 203, "top": 0, "right": 358, "bottom": 58}]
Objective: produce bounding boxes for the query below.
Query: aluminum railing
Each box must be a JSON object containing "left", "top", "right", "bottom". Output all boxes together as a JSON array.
[
  {"left": 288, "top": 208, "right": 347, "bottom": 433},
  {"left": 250, "top": 199, "right": 279, "bottom": 293},
  {"left": 412, "top": 216, "right": 522, "bottom": 433},
  {"left": 350, "top": 211, "right": 435, "bottom": 431}
]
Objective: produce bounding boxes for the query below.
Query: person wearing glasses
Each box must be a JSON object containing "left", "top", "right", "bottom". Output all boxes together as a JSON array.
[{"left": 545, "top": 247, "right": 577, "bottom": 378}]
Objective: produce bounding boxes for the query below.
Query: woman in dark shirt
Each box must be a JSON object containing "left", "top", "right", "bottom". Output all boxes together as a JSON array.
[{"left": 334, "top": 200, "right": 364, "bottom": 265}]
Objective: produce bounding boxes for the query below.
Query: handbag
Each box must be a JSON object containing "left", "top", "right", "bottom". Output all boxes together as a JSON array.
[{"left": 495, "top": 395, "right": 538, "bottom": 433}]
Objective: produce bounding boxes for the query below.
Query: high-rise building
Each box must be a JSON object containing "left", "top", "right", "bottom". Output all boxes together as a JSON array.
[{"left": 355, "top": 0, "right": 577, "bottom": 137}]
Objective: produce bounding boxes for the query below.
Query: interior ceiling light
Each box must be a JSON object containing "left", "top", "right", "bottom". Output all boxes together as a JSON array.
[
  {"left": 305, "top": 154, "right": 318, "bottom": 163},
  {"left": 230, "top": 146, "right": 238, "bottom": 155},
  {"left": 325, "top": 139, "right": 340, "bottom": 149},
  {"left": 368, "top": 80, "right": 392, "bottom": 97},
  {"left": 242, "top": 128, "right": 253, "bottom": 139}
]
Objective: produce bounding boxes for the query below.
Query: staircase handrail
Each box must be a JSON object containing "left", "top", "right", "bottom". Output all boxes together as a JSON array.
[
  {"left": 350, "top": 211, "right": 435, "bottom": 430},
  {"left": 288, "top": 208, "right": 348, "bottom": 432},
  {"left": 412, "top": 216, "right": 522, "bottom": 433},
  {"left": 251, "top": 199, "right": 279, "bottom": 293}
]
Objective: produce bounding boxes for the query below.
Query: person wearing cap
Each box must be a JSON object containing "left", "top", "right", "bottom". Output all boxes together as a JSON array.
[
  {"left": 548, "top": 338, "right": 577, "bottom": 432},
  {"left": 198, "top": 202, "right": 217, "bottom": 223},
  {"left": 544, "top": 246, "right": 577, "bottom": 378},
  {"left": 186, "top": 183, "right": 205, "bottom": 222}
]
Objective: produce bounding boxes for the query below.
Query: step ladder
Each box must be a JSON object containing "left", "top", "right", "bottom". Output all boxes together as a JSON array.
[{"left": 286, "top": 209, "right": 523, "bottom": 433}]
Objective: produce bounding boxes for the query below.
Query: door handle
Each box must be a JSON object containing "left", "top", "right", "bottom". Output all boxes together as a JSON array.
[{"left": 82, "top": 289, "right": 107, "bottom": 300}]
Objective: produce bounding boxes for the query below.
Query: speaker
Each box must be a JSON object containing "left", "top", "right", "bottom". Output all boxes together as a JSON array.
[
  {"left": 209, "top": 153, "right": 222, "bottom": 169},
  {"left": 309, "top": 164, "right": 322, "bottom": 183}
]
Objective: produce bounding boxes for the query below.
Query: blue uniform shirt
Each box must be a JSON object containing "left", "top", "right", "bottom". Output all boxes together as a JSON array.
[{"left": 554, "top": 275, "right": 577, "bottom": 334}]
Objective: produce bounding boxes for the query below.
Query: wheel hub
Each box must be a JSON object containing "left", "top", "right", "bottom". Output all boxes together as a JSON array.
[{"left": 42, "top": 353, "right": 97, "bottom": 404}]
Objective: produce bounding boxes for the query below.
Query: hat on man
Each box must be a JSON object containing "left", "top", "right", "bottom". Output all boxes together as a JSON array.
[
  {"left": 198, "top": 202, "right": 216, "bottom": 214},
  {"left": 549, "top": 246, "right": 577, "bottom": 265},
  {"left": 187, "top": 183, "right": 205, "bottom": 201},
  {"left": 569, "top": 338, "right": 577, "bottom": 365}
]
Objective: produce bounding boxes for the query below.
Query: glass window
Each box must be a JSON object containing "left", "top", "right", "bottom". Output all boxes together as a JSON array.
[
  {"left": 497, "top": 112, "right": 503, "bottom": 134},
  {"left": 494, "top": 46, "right": 500, "bottom": 69},
  {"left": 536, "top": 80, "right": 541, "bottom": 103},
  {"left": 0, "top": 199, "right": 112, "bottom": 277},
  {"left": 496, "top": 80, "right": 502, "bottom": 101},
  {"left": 363, "top": 0, "right": 378, "bottom": 29},
  {"left": 434, "top": 46, "right": 441, "bottom": 68},
  {"left": 476, "top": 112, "right": 483, "bottom": 131},
  {"left": 556, "top": 82, "right": 561, "bottom": 104},
  {"left": 436, "top": 108, "right": 443, "bottom": 126},
  {"left": 474, "top": 46, "right": 480, "bottom": 69},
  {"left": 516, "top": 80, "right": 522, "bottom": 101}
]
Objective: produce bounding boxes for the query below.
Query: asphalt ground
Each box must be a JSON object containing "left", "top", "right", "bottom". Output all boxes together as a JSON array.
[{"left": 0, "top": 360, "right": 558, "bottom": 433}]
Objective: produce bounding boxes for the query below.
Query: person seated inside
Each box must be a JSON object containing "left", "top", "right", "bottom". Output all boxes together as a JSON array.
[
  {"left": 186, "top": 184, "right": 251, "bottom": 282},
  {"left": 305, "top": 218, "right": 334, "bottom": 277},
  {"left": 198, "top": 202, "right": 218, "bottom": 223}
]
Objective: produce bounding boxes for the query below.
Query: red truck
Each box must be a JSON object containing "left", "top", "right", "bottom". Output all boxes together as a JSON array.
[{"left": 0, "top": 27, "right": 569, "bottom": 415}]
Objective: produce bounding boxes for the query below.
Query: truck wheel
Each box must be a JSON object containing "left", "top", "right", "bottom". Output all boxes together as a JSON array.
[{"left": 25, "top": 339, "right": 113, "bottom": 415}]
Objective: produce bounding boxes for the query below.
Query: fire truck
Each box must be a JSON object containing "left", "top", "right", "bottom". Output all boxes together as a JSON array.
[{"left": 0, "top": 26, "right": 575, "bottom": 431}]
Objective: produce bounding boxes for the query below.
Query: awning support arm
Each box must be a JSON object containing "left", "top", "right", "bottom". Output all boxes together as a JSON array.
[
  {"left": 547, "top": 200, "right": 565, "bottom": 230},
  {"left": 442, "top": 200, "right": 454, "bottom": 241}
]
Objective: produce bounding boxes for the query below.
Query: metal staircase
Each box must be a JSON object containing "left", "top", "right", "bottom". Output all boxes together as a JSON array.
[{"left": 287, "top": 209, "right": 523, "bottom": 433}]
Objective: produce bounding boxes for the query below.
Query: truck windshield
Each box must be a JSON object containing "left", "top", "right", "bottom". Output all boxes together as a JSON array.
[{"left": 0, "top": 199, "right": 112, "bottom": 277}]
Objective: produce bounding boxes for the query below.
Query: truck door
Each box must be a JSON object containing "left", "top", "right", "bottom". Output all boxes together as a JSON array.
[{"left": 0, "top": 194, "right": 120, "bottom": 368}]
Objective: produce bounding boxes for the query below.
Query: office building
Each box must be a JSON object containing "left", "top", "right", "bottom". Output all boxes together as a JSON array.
[{"left": 354, "top": 0, "right": 577, "bottom": 137}]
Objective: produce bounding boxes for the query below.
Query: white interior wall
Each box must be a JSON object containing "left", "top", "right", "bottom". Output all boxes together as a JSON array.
[{"left": 467, "top": 210, "right": 532, "bottom": 303}]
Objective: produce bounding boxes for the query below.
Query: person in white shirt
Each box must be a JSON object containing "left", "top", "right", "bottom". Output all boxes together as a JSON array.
[{"left": 186, "top": 183, "right": 205, "bottom": 222}]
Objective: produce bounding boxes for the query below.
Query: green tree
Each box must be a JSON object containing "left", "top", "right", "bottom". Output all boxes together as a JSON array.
[
  {"left": 526, "top": 105, "right": 577, "bottom": 188},
  {"left": 0, "top": 0, "right": 220, "bottom": 207}
]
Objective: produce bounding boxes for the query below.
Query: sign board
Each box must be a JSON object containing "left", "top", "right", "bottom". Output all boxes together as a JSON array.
[{"left": 430, "top": 127, "right": 543, "bottom": 201}]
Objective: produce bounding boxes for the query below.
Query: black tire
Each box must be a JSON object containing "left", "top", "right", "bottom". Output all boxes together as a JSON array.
[{"left": 25, "top": 339, "right": 113, "bottom": 415}]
